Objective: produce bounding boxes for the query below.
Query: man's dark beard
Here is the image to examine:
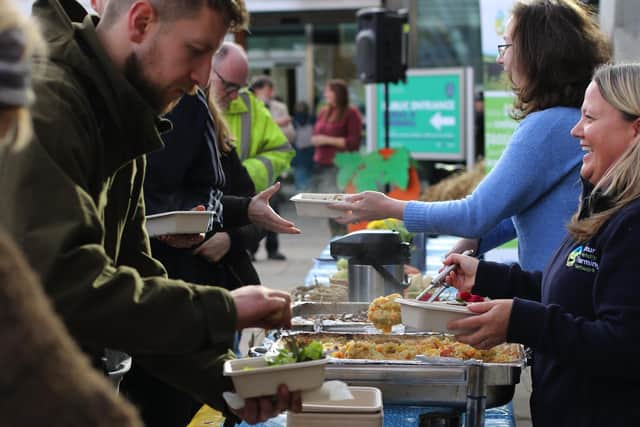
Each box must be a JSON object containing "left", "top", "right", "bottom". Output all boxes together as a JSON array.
[{"left": 123, "top": 52, "right": 165, "bottom": 114}]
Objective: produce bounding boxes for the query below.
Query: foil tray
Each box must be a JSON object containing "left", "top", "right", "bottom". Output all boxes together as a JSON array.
[
  {"left": 291, "top": 301, "right": 373, "bottom": 332},
  {"left": 272, "top": 331, "right": 525, "bottom": 408}
]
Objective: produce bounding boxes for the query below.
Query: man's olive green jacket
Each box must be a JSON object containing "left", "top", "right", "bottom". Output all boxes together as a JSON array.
[{"left": 0, "top": 0, "right": 239, "bottom": 411}]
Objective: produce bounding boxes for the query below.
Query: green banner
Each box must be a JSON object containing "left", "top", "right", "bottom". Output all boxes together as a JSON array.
[
  {"left": 375, "top": 70, "right": 465, "bottom": 158},
  {"left": 484, "top": 91, "right": 517, "bottom": 171}
]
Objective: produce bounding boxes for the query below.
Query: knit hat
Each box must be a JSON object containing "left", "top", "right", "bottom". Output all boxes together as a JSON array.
[{"left": 0, "top": 27, "right": 31, "bottom": 108}]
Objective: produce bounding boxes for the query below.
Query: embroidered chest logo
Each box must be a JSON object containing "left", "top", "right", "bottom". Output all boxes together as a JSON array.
[{"left": 566, "top": 245, "right": 599, "bottom": 272}]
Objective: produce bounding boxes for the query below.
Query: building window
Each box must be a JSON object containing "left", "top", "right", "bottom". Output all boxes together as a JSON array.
[{"left": 414, "top": 0, "right": 483, "bottom": 86}]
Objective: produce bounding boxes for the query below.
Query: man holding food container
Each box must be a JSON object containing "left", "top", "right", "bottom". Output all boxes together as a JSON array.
[{"left": 0, "top": 0, "right": 301, "bottom": 425}]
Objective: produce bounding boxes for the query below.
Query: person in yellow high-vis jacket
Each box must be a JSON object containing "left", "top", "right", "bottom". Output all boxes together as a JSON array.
[
  {"left": 209, "top": 42, "right": 294, "bottom": 193},
  {"left": 209, "top": 41, "right": 294, "bottom": 260}
]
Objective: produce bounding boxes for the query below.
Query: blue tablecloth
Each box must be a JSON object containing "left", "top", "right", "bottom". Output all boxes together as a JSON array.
[{"left": 231, "top": 402, "right": 515, "bottom": 427}]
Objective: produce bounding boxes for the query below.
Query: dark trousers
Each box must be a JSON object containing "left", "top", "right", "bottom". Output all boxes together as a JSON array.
[
  {"left": 121, "top": 362, "right": 200, "bottom": 427},
  {"left": 265, "top": 230, "right": 279, "bottom": 254}
]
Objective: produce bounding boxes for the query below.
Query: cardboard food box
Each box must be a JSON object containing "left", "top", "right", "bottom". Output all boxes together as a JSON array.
[
  {"left": 223, "top": 357, "right": 328, "bottom": 399},
  {"left": 397, "top": 298, "right": 476, "bottom": 334},
  {"left": 290, "top": 193, "right": 347, "bottom": 218},
  {"left": 145, "top": 211, "right": 213, "bottom": 237},
  {"left": 287, "top": 386, "right": 383, "bottom": 427}
]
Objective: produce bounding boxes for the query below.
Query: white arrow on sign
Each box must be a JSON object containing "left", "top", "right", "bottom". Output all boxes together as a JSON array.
[{"left": 429, "top": 112, "right": 456, "bottom": 130}]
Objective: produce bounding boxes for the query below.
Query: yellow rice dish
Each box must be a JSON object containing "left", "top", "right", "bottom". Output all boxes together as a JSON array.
[{"left": 294, "top": 334, "right": 520, "bottom": 364}]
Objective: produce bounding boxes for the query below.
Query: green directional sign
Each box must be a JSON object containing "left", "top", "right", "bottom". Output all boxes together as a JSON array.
[{"left": 373, "top": 68, "right": 470, "bottom": 160}]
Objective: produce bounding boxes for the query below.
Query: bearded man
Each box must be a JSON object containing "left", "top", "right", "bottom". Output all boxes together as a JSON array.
[{"left": 0, "top": 1, "right": 300, "bottom": 425}]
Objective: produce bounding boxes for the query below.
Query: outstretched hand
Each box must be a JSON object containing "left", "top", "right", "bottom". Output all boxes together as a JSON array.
[
  {"left": 329, "top": 191, "right": 406, "bottom": 224},
  {"left": 249, "top": 182, "right": 301, "bottom": 234}
]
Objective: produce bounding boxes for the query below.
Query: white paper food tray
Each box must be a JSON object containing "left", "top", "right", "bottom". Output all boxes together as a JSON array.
[
  {"left": 290, "top": 193, "right": 347, "bottom": 218},
  {"left": 223, "top": 357, "right": 328, "bottom": 399},
  {"left": 301, "top": 386, "right": 382, "bottom": 413},
  {"left": 145, "top": 211, "right": 213, "bottom": 237},
  {"left": 397, "top": 298, "right": 477, "bottom": 334},
  {"left": 288, "top": 387, "right": 383, "bottom": 427}
]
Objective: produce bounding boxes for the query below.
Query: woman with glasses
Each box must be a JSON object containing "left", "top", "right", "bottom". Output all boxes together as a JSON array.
[
  {"left": 331, "top": 0, "right": 609, "bottom": 271},
  {"left": 444, "top": 62, "right": 640, "bottom": 426}
]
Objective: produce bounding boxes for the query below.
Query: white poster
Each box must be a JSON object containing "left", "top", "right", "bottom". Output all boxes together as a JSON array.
[
  {"left": 479, "top": 0, "right": 516, "bottom": 83},
  {"left": 479, "top": 0, "right": 517, "bottom": 168},
  {"left": 479, "top": 0, "right": 515, "bottom": 58}
]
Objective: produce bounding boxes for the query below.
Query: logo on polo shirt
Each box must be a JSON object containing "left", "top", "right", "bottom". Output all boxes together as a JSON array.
[{"left": 566, "top": 244, "right": 599, "bottom": 272}]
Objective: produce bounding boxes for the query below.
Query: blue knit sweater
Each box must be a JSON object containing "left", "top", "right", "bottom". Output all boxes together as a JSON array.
[{"left": 404, "top": 107, "right": 583, "bottom": 271}]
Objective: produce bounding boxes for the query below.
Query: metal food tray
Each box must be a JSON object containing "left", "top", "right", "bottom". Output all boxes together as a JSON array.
[
  {"left": 273, "top": 331, "right": 525, "bottom": 409},
  {"left": 291, "top": 301, "right": 372, "bottom": 332}
]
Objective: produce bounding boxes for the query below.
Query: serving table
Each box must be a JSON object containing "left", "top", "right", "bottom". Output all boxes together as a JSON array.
[{"left": 281, "top": 234, "right": 522, "bottom": 427}]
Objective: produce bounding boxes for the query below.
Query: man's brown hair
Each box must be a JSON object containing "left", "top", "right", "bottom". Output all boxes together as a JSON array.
[
  {"left": 102, "top": 0, "right": 249, "bottom": 32},
  {"left": 508, "top": 0, "right": 610, "bottom": 120}
]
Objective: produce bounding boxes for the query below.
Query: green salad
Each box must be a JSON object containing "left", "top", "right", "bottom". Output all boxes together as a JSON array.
[{"left": 267, "top": 340, "right": 324, "bottom": 366}]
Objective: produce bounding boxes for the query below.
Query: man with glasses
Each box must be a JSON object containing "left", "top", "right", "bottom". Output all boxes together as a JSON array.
[
  {"left": 209, "top": 42, "right": 294, "bottom": 203},
  {"left": 213, "top": 68, "right": 246, "bottom": 97}
]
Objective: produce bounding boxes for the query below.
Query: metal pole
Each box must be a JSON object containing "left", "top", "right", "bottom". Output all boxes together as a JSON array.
[
  {"left": 465, "top": 67, "right": 475, "bottom": 168},
  {"left": 465, "top": 361, "right": 487, "bottom": 427},
  {"left": 409, "top": 232, "right": 426, "bottom": 272},
  {"left": 384, "top": 81, "right": 391, "bottom": 193},
  {"left": 384, "top": 81, "right": 390, "bottom": 150}
]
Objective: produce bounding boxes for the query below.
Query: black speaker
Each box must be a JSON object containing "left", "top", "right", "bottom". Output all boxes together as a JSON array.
[{"left": 356, "top": 8, "right": 408, "bottom": 84}]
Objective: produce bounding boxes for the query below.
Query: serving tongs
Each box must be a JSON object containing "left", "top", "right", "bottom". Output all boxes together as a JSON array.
[{"left": 415, "top": 249, "right": 474, "bottom": 302}]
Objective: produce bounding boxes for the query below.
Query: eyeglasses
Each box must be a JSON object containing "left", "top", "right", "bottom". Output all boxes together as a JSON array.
[
  {"left": 213, "top": 69, "right": 246, "bottom": 95},
  {"left": 497, "top": 43, "right": 512, "bottom": 57}
]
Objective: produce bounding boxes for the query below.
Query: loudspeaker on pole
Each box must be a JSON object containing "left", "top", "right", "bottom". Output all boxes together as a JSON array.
[{"left": 356, "top": 7, "right": 408, "bottom": 84}]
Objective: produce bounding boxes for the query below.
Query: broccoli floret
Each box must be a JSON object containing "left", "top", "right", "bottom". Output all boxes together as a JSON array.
[
  {"left": 299, "top": 341, "right": 324, "bottom": 362},
  {"left": 266, "top": 341, "right": 324, "bottom": 365},
  {"left": 267, "top": 349, "right": 297, "bottom": 366}
]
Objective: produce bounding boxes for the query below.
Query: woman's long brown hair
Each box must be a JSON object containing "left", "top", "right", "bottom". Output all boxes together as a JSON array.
[{"left": 325, "top": 78, "right": 350, "bottom": 122}]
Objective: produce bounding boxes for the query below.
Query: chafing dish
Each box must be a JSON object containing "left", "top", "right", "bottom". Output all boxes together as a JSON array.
[{"left": 271, "top": 332, "right": 525, "bottom": 410}]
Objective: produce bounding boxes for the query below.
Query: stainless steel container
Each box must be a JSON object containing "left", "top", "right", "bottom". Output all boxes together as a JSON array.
[
  {"left": 348, "top": 263, "right": 405, "bottom": 302},
  {"left": 330, "top": 230, "right": 410, "bottom": 302},
  {"left": 291, "top": 301, "right": 370, "bottom": 332},
  {"left": 272, "top": 332, "right": 525, "bottom": 410},
  {"left": 324, "top": 361, "right": 519, "bottom": 409}
]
